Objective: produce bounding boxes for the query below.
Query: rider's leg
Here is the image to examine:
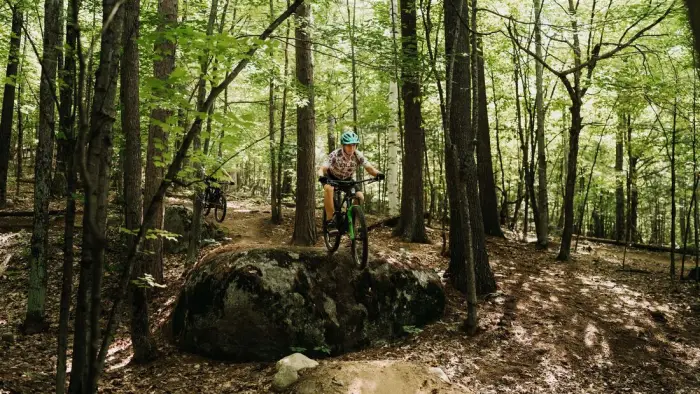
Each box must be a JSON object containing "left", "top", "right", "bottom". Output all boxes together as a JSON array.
[{"left": 324, "top": 184, "right": 335, "bottom": 219}]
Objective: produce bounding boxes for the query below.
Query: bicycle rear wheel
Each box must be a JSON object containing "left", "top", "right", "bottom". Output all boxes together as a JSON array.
[
  {"left": 214, "top": 194, "right": 227, "bottom": 222},
  {"left": 350, "top": 205, "right": 368, "bottom": 269},
  {"left": 322, "top": 209, "right": 341, "bottom": 252},
  {"left": 203, "top": 189, "right": 212, "bottom": 216}
]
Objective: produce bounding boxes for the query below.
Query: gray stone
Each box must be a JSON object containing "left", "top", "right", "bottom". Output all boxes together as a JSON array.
[
  {"left": 277, "top": 353, "right": 319, "bottom": 373},
  {"left": 171, "top": 248, "right": 445, "bottom": 362},
  {"left": 163, "top": 205, "right": 223, "bottom": 253},
  {"left": 272, "top": 364, "right": 299, "bottom": 392},
  {"left": 428, "top": 367, "right": 450, "bottom": 383}
]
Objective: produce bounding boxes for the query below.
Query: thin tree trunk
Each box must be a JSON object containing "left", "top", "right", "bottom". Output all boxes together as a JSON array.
[
  {"left": 393, "top": 0, "right": 428, "bottom": 243},
  {"left": 616, "top": 110, "right": 625, "bottom": 241},
  {"left": 269, "top": 0, "right": 280, "bottom": 223},
  {"left": 511, "top": 40, "right": 525, "bottom": 233},
  {"left": 188, "top": 0, "right": 219, "bottom": 264},
  {"left": 534, "top": 0, "right": 548, "bottom": 248},
  {"left": 0, "top": 5, "right": 22, "bottom": 208},
  {"left": 56, "top": 0, "right": 78, "bottom": 390},
  {"left": 291, "top": 1, "right": 317, "bottom": 245},
  {"left": 122, "top": 0, "right": 157, "bottom": 363},
  {"left": 387, "top": 81, "right": 400, "bottom": 216},
  {"left": 25, "top": 0, "right": 60, "bottom": 333},
  {"left": 144, "top": 0, "right": 177, "bottom": 282},
  {"left": 671, "top": 99, "right": 677, "bottom": 279},
  {"left": 274, "top": 5, "right": 291, "bottom": 224},
  {"left": 88, "top": 1, "right": 124, "bottom": 390}
]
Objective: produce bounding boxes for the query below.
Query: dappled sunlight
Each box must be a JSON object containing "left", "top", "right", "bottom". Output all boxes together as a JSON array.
[{"left": 106, "top": 337, "right": 134, "bottom": 372}]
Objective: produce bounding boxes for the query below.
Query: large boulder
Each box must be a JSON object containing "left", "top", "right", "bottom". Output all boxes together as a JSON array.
[
  {"left": 171, "top": 247, "right": 445, "bottom": 361},
  {"left": 163, "top": 205, "right": 224, "bottom": 253}
]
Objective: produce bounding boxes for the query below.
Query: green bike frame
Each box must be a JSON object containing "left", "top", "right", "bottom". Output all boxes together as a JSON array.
[{"left": 347, "top": 204, "right": 358, "bottom": 240}]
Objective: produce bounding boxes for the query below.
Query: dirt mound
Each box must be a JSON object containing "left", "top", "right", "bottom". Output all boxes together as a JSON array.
[{"left": 292, "top": 360, "right": 469, "bottom": 394}]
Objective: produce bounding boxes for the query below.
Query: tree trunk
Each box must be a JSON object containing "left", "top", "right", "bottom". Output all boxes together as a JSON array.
[
  {"left": 25, "top": 0, "right": 60, "bottom": 333},
  {"left": 615, "top": 111, "right": 625, "bottom": 241},
  {"left": 56, "top": 0, "right": 78, "bottom": 390},
  {"left": 15, "top": 40, "right": 24, "bottom": 198},
  {"left": 393, "top": 0, "right": 428, "bottom": 243},
  {"left": 475, "top": 38, "right": 502, "bottom": 237},
  {"left": 188, "top": 0, "right": 219, "bottom": 265},
  {"left": 291, "top": 1, "right": 317, "bottom": 245},
  {"left": 510, "top": 41, "right": 525, "bottom": 232},
  {"left": 440, "top": 0, "right": 478, "bottom": 330},
  {"left": 671, "top": 100, "right": 677, "bottom": 279},
  {"left": 533, "top": 0, "right": 548, "bottom": 248},
  {"left": 144, "top": 0, "right": 178, "bottom": 282},
  {"left": 387, "top": 81, "right": 400, "bottom": 216},
  {"left": 269, "top": 0, "right": 280, "bottom": 224},
  {"left": 274, "top": 9, "right": 291, "bottom": 225},
  {"left": 556, "top": 99, "right": 582, "bottom": 261},
  {"left": 0, "top": 5, "right": 22, "bottom": 208},
  {"left": 327, "top": 115, "right": 335, "bottom": 152},
  {"left": 122, "top": 0, "right": 157, "bottom": 363}
]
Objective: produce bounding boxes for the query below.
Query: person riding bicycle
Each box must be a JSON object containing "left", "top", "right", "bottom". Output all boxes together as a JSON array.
[{"left": 318, "top": 128, "right": 384, "bottom": 233}]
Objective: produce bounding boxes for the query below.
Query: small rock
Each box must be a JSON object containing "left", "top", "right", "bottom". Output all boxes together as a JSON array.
[
  {"left": 288, "top": 252, "right": 300, "bottom": 260},
  {"left": 276, "top": 353, "right": 319, "bottom": 373},
  {"left": 5, "top": 199, "right": 14, "bottom": 208},
  {"left": 272, "top": 364, "right": 299, "bottom": 392},
  {"left": 331, "top": 377, "right": 344, "bottom": 386},
  {"left": 2, "top": 332, "right": 15, "bottom": 343},
  {"left": 428, "top": 367, "right": 450, "bottom": 384}
]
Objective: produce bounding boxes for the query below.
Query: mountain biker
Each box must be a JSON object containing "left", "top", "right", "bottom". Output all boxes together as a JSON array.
[{"left": 318, "top": 128, "right": 385, "bottom": 233}]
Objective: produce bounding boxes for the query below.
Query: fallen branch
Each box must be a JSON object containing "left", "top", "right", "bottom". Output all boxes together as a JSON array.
[
  {"left": 0, "top": 209, "right": 66, "bottom": 217},
  {"left": 577, "top": 235, "right": 697, "bottom": 255}
]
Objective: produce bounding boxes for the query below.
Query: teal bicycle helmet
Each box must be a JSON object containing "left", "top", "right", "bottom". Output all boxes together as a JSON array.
[{"left": 340, "top": 130, "right": 360, "bottom": 145}]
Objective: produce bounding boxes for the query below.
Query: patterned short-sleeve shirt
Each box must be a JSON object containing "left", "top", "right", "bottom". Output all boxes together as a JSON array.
[{"left": 322, "top": 148, "right": 371, "bottom": 179}]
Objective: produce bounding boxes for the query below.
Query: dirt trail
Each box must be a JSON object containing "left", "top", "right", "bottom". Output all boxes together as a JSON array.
[{"left": 1, "top": 200, "right": 700, "bottom": 393}]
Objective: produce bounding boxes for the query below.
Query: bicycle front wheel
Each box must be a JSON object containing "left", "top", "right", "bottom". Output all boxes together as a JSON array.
[
  {"left": 214, "top": 194, "right": 227, "bottom": 222},
  {"left": 350, "top": 205, "right": 368, "bottom": 269},
  {"left": 322, "top": 209, "right": 341, "bottom": 252}
]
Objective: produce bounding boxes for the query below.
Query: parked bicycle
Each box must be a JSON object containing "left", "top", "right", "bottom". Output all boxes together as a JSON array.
[
  {"left": 322, "top": 177, "right": 382, "bottom": 269},
  {"left": 202, "top": 177, "right": 227, "bottom": 222}
]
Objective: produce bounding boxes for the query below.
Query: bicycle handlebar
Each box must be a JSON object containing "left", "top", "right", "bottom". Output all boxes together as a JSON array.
[{"left": 326, "top": 177, "right": 382, "bottom": 186}]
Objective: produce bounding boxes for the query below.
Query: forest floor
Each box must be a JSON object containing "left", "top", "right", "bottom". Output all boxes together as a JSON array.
[{"left": 1, "top": 193, "right": 700, "bottom": 393}]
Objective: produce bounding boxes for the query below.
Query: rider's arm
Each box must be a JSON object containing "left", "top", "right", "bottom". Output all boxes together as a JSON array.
[
  {"left": 365, "top": 165, "right": 380, "bottom": 177},
  {"left": 356, "top": 151, "right": 381, "bottom": 177},
  {"left": 318, "top": 165, "right": 329, "bottom": 177}
]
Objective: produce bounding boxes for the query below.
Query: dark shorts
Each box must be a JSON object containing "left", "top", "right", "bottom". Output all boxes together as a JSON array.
[{"left": 328, "top": 172, "right": 362, "bottom": 192}]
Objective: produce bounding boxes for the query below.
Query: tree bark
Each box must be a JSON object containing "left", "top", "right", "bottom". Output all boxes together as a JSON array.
[
  {"left": 0, "top": 5, "right": 22, "bottom": 208},
  {"left": 475, "top": 39, "right": 502, "bottom": 238},
  {"left": 56, "top": 0, "right": 78, "bottom": 390},
  {"left": 25, "top": 0, "right": 59, "bottom": 333},
  {"left": 187, "top": 0, "right": 219, "bottom": 265},
  {"left": 533, "top": 0, "right": 548, "bottom": 248},
  {"left": 144, "top": 0, "right": 178, "bottom": 281},
  {"left": 291, "top": 1, "right": 317, "bottom": 245},
  {"left": 393, "top": 0, "right": 428, "bottom": 243},
  {"left": 615, "top": 111, "right": 625, "bottom": 241},
  {"left": 557, "top": 98, "right": 582, "bottom": 261},
  {"left": 269, "top": 0, "right": 280, "bottom": 224},
  {"left": 387, "top": 81, "right": 400, "bottom": 216},
  {"left": 122, "top": 0, "right": 157, "bottom": 363}
]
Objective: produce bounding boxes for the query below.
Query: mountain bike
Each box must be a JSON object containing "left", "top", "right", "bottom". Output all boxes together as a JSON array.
[
  {"left": 202, "top": 178, "right": 227, "bottom": 222},
  {"left": 322, "top": 177, "right": 381, "bottom": 269}
]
